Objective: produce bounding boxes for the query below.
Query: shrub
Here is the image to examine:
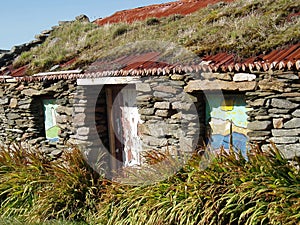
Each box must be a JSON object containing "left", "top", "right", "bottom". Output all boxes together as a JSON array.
[
  {"left": 146, "top": 18, "right": 160, "bottom": 26},
  {"left": 112, "top": 25, "right": 129, "bottom": 39}
]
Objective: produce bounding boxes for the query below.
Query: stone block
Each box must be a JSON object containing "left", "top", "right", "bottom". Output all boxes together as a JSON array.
[
  {"left": 21, "top": 89, "right": 41, "bottom": 96},
  {"left": 142, "top": 135, "right": 168, "bottom": 147},
  {"left": 6, "top": 113, "right": 20, "bottom": 120},
  {"left": 250, "top": 99, "right": 265, "bottom": 107},
  {"left": 75, "top": 107, "right": 85, "bottom": 113},
  {"left": 271, "top": 98, "right": 299, "bottom": 109},
  {"left": 136, "top": 94, "right": 153, "bottom": 102},
  {"left": 287, "top": 97, "right": 300, "bottom": 102},
  {"left": 139, "top": 108, "right": 155, "bottom": 115},
  {"left": 271, "top": 129, "right": 300, "bottom": 137},
  {"left": 182, "top": 93, "right": 198, "bottom": 103},
  {"left": 56, "top": 106, "right": 73, "bottom": 116},
  {"left": 258, "top": 80, "right": 286, "bottom": 92},
  {"left": 0, "top": 98, "right": 9, "bottom": 104},
  {"left": 275, "top": 144, "right": 300, "bottom": 159},
  {"left": 171, "top": 112, "right": 182, "bottom": 120},
  {"left": 77, "top": 127, "right": 90, "bottom": 136},
  {"left": 170, "top": 74, "right": 185, "bottom": 81},
  {"left": 292, "top": 109, "right": 300, "bottom": 117},
  {"left": 19, "top": 104, "right": 31, "bottom": 109},
  {"left": 284, "top": 118, "right": 300, "bottom": 129},
  {"left": 155, "top": 110, "right": 169, "bottom": 117},
  {"left": 200, "top": 72, "right": 214, "bottom": 80},
  {"left": 233, "top": 73, "right": 256, "bottom": 82},
  {"left": 249, "top": 136, "right": 268, "bottom": 141},
  {"left": 179, "top": 137, "right": 195, "bottom": 152},
  {"left": 269, "top": 137, "right": 298, "bottom": 144},
  {"left": 169, "top": 81, "right": 185, "bottom": 87},
  {"left": 18, "top": 99, "right": 32, "bottom": 105},
  {"left": 255, "top": 115, "right": 271, "bottom": 120},
  {"left": 270, "top": 114, "right": 292, "bottom": 119},
  {"left": 9, "top": 98, "right": 18, "bottom": 108},
  {"left": 136, "top": 83, "right": 151, "bottom": 92},
  {"left": 172, "top": 102, "right": 193, "bottom": 111},
  {"left": 56, "top": 115, "right": 69, "bottom": 124},
  {"left": 182, "top": 114, "right": 198, "bottom": 121},
  {"left": 74, "top": 134, "right": 89, "bottom": 141},
  {"left": 273, "top": 118, "right": 284, "bottom": 129},
  {"left": 247, "top": 131, "right": 271, "bottom": 137},
  {"left": 276, "top": 73, "right": 299, "bottom": 80},
  {"left": 247, "top": 121, "right": 272, "bottom": 131},
  {"left": 73, "top": 113, "right": 86, "bottom": 126},
  {"left": 268, "top": 108, "right": 291, "bottom": 114},
  {"left": 154, "top": 102, "right": 170, "bottom": 109},
  {"left": 184, "top": 80, "right": 256, "bottom": 92},
  {"left": 6, "top": 128, "right": 23, "bottom": 134},
  {"left": 153, "top": 91, "right": 174, "bottom": 99},
  {"left": 216, "top": 73, "right": 232, "bottom": 81}
]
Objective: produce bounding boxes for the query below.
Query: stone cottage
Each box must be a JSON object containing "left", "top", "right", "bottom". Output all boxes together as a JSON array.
[
  {"left": 1, "top": 43, "right": 299, "bottom": 171},
  {"left": 0, "top": 0, "right": 299, "bottom": 171}
]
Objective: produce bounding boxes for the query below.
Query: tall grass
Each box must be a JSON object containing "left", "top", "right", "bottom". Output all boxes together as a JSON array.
[
  {"left": 96, "top": 145, "right": 300, "bottom": 225},
  {"left": 0, "top": 142, "right": 299, "bottom": 224},
  {"left": 0, "top": 143, "right": 105, "bottom": 224}
]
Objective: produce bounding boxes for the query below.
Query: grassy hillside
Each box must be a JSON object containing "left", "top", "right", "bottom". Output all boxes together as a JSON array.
[{"left": 14, "top": 0, "right": 299, "bottom": 75}]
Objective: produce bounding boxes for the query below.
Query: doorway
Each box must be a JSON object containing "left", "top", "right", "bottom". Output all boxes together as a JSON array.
[{"left": 106, "top": 85, "right": 142, "bottom": 171}]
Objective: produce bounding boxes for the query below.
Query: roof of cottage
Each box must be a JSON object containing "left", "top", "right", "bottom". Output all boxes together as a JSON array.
[
  {"left": 11, "top": 43, "right": 300, "bottom": 82},
  {"left": 0, "top": 0, "right": 299, "bottom": 81}
]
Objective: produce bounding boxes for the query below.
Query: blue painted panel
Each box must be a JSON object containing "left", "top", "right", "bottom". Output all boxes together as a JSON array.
[{"left": 205, "top": 94, "right": 250, "bottom": 156}]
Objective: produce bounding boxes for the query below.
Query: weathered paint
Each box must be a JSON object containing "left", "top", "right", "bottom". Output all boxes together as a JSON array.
[
  {"left": 109, "top": 85, "right": 142, "bottom": 167},
  {"left": 43, "top": 99, "right": 60, "bottom": 142},
  {"left": 118, "top": 86, "right": 142, "bottom": 166},
  {"left": 205, "top": 94, "right": 250, "bottom": 155}
]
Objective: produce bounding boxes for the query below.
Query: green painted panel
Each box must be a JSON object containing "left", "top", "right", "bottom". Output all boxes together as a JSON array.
[{"left": 43, "top": 99, "right": 60, "bottom": 142}]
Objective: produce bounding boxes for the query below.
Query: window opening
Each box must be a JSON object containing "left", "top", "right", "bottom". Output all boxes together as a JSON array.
[
  {"left": 205, "top": 94, "right": 250, "bottom": 156},
  {"left": 43, "top": 99, "right": 60, "bottom": 143}
]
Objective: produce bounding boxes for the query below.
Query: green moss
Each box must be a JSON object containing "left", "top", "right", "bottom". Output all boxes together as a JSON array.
[{"left": 13, "top": 0, "right": 300, "bottom": 75}]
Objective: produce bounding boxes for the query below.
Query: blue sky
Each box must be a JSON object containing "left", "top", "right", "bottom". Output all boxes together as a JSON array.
[{"left": 0, "top": 0, "right": 171, "bottom": 50}]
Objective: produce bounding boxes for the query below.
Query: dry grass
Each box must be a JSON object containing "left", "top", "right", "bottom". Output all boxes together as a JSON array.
[{"left": 13, "top": 0, "right": 299, "bottom": 75}]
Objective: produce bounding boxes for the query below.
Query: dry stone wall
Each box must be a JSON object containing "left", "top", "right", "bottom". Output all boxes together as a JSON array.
[
  {"left": 0, "top": 69, "right": 298, "bottom": 161},
  {"left": 0, "top": 78, "right": 77, "bottom": 158},
  {"left": 136, "top": 74, "right": 206, "bottom": 155},
  {"left": 245, "top": 71, "right": 300, "bottom": 159},
  {"left": 71, "top": 85, "right": 109, "bottom": 171}
]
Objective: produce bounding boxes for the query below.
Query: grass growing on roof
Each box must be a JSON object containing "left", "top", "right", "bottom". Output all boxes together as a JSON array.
[{"left": 14, "top": 0, "right": 299, "bottom": 75}]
